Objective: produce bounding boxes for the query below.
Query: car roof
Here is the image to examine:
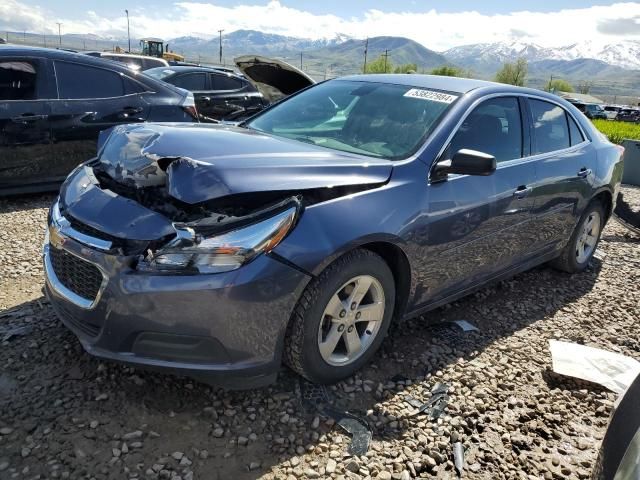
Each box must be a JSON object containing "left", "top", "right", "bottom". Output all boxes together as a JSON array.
[
  {"left": 148, "top": 65, "right": 241, "bottom": 76},
  {"left": 338, "top": 74, "right": 566, "bottom": 100},
  {"left": 0, "top": 45, "right": 139, "bottom": 71}
]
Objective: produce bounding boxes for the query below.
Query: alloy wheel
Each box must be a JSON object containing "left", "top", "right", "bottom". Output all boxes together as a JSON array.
[
  {"left": 317, "top": 275, "right": 385, "bottom": 366},
  {"left": 576, "top": 210, "right": 601, "bottom": 264}
]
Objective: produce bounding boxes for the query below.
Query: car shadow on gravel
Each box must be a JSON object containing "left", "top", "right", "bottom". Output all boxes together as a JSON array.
[{"left": 0, "top": 259, "right": 603, "bottom": 479}]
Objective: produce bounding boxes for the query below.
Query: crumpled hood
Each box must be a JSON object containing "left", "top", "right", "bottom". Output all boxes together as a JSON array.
[
  {"left": 96, "top": 123, "right": 393, "bottom": 205},
  {"left": 234, "top": 55, "right": 315, "bottom": 103}
]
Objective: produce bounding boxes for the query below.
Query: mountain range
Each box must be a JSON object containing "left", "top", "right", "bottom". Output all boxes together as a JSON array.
[{"left": 5, "top": 29, "right": 640, "bottom": 95}]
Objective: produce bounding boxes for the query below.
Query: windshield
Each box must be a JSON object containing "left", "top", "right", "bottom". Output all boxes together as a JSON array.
[
  {"left": 247, "top": 80, "right": 458, "bottom": 160},
  {"left": 144, "top": 67, "right": 175, "bottom": 80}
]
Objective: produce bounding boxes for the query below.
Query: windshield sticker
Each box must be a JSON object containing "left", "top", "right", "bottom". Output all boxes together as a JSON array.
[{"left": 403, "top": 89, "right": 458, "bottom": 104}]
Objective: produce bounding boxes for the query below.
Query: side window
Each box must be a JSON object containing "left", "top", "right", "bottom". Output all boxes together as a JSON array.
[
  {"left": 567, "top": 115, "right": 585, "bottom": 146},
  {"left": 211, "top": 73, "right": 243, "bottom": 91},
  {"left": 171, "top": 73, "right": 206, "bottom": 90},
  {"left": 449, "top": 97, "right": 523, "bottom": 163},
  {"left": 123, "top": 76, "right": 146, "bottom": 95},
  {"left": 55, "top": 61, "right": 124, "bottom": 99},
  {"left": 0, "top": 60, "right": 38, "bottom": 100},
  {"left": 530, "top": 99, "right": 570, "bottom": 154}
]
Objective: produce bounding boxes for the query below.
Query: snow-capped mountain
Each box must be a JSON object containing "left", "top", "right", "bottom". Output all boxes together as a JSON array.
[
  {"left": 443, "top": 40, "right": 640, "bottom": 70},
  {"left": 168, "top": 29, "right": 353, "bottom": 58}
]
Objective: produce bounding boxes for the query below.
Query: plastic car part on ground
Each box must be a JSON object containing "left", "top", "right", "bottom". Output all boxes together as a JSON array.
[
  {"left": 613, "top": 186, "right": 640, "bottom": 235},
  {"left": 297, "top": 378, "right": 372, "bottom": 456},
  {"left": 404, "top": 382, "right": 450, "bottom": 419},
  {"left": 549, "top": 340, "right": 640, "bottom": 394}
]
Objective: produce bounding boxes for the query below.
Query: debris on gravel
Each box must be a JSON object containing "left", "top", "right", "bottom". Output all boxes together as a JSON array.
[{"left": 0, "top": 194, "right": 638, "bottom": 479}]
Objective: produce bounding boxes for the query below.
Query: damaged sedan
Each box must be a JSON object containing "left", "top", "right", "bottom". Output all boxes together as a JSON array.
[{"left": 44, "top": 75, "right": 623, "bottom": 387}]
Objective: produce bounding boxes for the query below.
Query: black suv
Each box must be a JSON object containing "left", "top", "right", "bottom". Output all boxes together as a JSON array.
[
  {"left": 145, "top": 66, "right": 267, "bottom": 121},
  {"left": 0, "top": 46, "right": 198, "bottom": 195}
]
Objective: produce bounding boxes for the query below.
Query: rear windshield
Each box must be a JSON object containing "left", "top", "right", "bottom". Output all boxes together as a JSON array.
[
  {"left": 144, "top": 68, "right": 176, "bottom": 81},
  {"left": 247, "top": 80, "right": 458, "bottom": 160}
]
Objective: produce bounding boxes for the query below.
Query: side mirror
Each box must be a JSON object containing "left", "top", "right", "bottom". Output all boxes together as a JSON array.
[{"left": 432, "top": 149, "right": 496, "bottom": 180}]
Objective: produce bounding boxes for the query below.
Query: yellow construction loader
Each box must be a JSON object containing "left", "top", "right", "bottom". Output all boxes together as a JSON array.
[{"left": 139, "top": 38, "right": 184, "bottom": 62}]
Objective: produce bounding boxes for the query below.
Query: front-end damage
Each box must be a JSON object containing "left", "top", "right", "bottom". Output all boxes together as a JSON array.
[{"left": 62, "top": 123, "right": 392, "bottom": 273}]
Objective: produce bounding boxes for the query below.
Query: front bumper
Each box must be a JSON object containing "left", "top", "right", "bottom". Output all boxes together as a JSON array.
[{"left": 43, "top": 206, "right": 309, "bottom": 389}]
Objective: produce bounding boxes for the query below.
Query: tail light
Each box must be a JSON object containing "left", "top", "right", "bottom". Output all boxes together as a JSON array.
[{"left": 180, "top": 92, "right": 199, "bottom": 121}]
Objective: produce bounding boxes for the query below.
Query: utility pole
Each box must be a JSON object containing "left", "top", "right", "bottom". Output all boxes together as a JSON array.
[
  {"left": 218, "top": 29, "right": 224, "bottom": 64},
  {"left": 125, "top": 9, "right": 131, "bottom": 52},
  {"left": 547, "top": 75, "right": 554, "bottom": 92},
  {"left": 56, "top": 22, "right": 62, "bottom": 47},
  {"left": 382, "top": 49, "right": 389, "bottom": 73},
  {"left": 363, "top": 37, "right": 369, "bottom": 73},
  {"left": 43, "top": 31, "right": 46, "bottom": 47},
  {"left": 300, "top": 52, "right": 303, "bottom": 70}
]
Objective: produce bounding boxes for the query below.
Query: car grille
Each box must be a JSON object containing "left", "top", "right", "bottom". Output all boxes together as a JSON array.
[
  {"left": 66, "top": 215, "right": 120, "bottom": 243},
  {"left": 49, "top": 247, "right": 103, "bottom": 303}
]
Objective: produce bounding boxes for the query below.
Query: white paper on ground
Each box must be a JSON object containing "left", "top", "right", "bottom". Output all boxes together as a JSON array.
[
  {"left": 549, "top": 340, "right": 640, "bottom": 394},
  {"left": 451, "top": 320, "right": 479, "bottom": 332}
]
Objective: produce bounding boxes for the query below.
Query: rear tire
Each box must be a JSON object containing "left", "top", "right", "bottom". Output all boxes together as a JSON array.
[
  {"left": 551, "top": 200, "right": 605, "bottom": 273},
  {"left": 284, "top": 249, "right": 395, "bottom": 384}
]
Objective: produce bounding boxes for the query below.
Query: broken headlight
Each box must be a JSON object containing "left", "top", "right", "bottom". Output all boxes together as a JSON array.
[{"left": 138, "top": 204, "right": 298, "bottom": 274}]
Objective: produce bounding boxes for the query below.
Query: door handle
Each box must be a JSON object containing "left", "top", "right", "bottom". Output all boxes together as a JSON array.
[
  {"left": 577, "top": 167, "right": 592, "bottom": 178},
  {"left": 199, "top": 96, "right": 211, "bottom": 103},
  {"left": 11, "top": 114, "right": 48, "bottom": 122},
  {"left": 513, "top": 185, "right": 532, "bottom": 198}
]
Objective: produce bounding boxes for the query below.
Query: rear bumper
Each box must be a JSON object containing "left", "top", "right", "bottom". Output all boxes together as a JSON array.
[{"left": 43, "top": 227, "right": 309, "bottom": 389}]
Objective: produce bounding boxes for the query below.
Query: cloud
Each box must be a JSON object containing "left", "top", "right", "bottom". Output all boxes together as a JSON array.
[
  {"left": 598, "top": 15, "right": 640, "bottom": 35},
  {"left": 1, "top": 0, "right": 640, "bottom": 50}
]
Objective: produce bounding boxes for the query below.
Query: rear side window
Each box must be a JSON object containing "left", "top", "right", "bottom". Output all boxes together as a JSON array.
[
  {"left": 171, "top": 73, "right": 206, "bottom": 90},
  {"left": 567, "top": 115, "right": 585, "bottom": 146},
  {"left": 449, "top": 97, "right": 523, "bottom": 163},
  {"left": 0, "top": 60, "right": 38, "bottom": 100},
  {"left": 530, "top": 99, "right": 570, "bottom": 154},
  {"left": 211, "top": 73, "right": 243, "bottom": 91},
  {"left": 55, "top": 61, "right": 124, "bottom": 99}
]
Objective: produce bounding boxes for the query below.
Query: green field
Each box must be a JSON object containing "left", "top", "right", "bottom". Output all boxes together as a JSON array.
[{"left": 592, "top": 119, "right": 640, "bottom": 145}]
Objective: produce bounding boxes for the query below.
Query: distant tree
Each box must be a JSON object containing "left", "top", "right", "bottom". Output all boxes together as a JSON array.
[
  {"left": 430, "top": 65, "right": 469, "bottom": 77},
  {"left": 365, "top": 55, "right": 393, "bottom": 74},
  {"left": 394, "top": 63, "right": 418, "bottom": 74},
  {"left": 578, "top": 81, "right": 593, "bottom": 94},
  {"left": 494, "top": 58, "right": 527, "bottom": 87},
  {"left": 547, "top": 78, "right": 574, "bottom": 93}
]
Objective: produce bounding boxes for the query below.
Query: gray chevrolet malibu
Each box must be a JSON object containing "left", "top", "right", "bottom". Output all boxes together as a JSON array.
[{"left": 44, "top": 75, "right": 624, "bottom": 388}]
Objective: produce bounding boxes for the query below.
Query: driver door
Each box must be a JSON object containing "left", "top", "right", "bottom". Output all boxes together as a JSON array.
[{"left": 415, "top": 96, "right": 539, "bottom": 306}]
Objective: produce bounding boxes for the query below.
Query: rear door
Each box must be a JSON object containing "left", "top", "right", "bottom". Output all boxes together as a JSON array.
[
  {"left": 170, "top": 72, "right": 212, "bottom": 117},
  {"left": 419, "top": 96, "right": 538, "bottom": 304},
  {"left": 525, "top": 97, "right": 596, "bottom": 251},
  {"left": 210, "top": 72, "right": 264, "bottom": 119},
  {"left": 0, "top": 56, "right": 56, "bottom": 193},
  {"left": 48, "top": 59, "right": 151, "bottom": 178}
]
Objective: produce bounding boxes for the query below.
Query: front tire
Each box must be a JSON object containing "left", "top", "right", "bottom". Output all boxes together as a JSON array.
[
  {"left": 551, "top": 200, "right": 605, "bottom": 273},
  {"left": 284, "top": 249, "right": 395, "bottom": 384}
]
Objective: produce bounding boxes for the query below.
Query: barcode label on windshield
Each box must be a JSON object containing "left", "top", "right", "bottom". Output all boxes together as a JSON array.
[{"left": 404, "top": 88, "right": 458, "bottom": 104}]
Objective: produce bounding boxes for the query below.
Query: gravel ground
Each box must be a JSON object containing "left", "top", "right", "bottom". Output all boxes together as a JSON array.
[{"left": 0, "top": 191, "right": 639, "bottom": 480}]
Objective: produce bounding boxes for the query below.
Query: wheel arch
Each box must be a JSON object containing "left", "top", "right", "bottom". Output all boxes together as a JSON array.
[{"left": 592, "top": 187, "right": 614, "bottom": 221}]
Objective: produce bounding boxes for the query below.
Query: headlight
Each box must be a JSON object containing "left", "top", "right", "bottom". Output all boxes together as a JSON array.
[{"left": 138, "top": 202, "right": 299, "bottom": 274}]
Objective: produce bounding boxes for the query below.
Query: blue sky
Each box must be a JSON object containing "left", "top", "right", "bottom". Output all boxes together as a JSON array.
[{"left": 2, "top": 1, "right": 639, "bottom": 50}]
